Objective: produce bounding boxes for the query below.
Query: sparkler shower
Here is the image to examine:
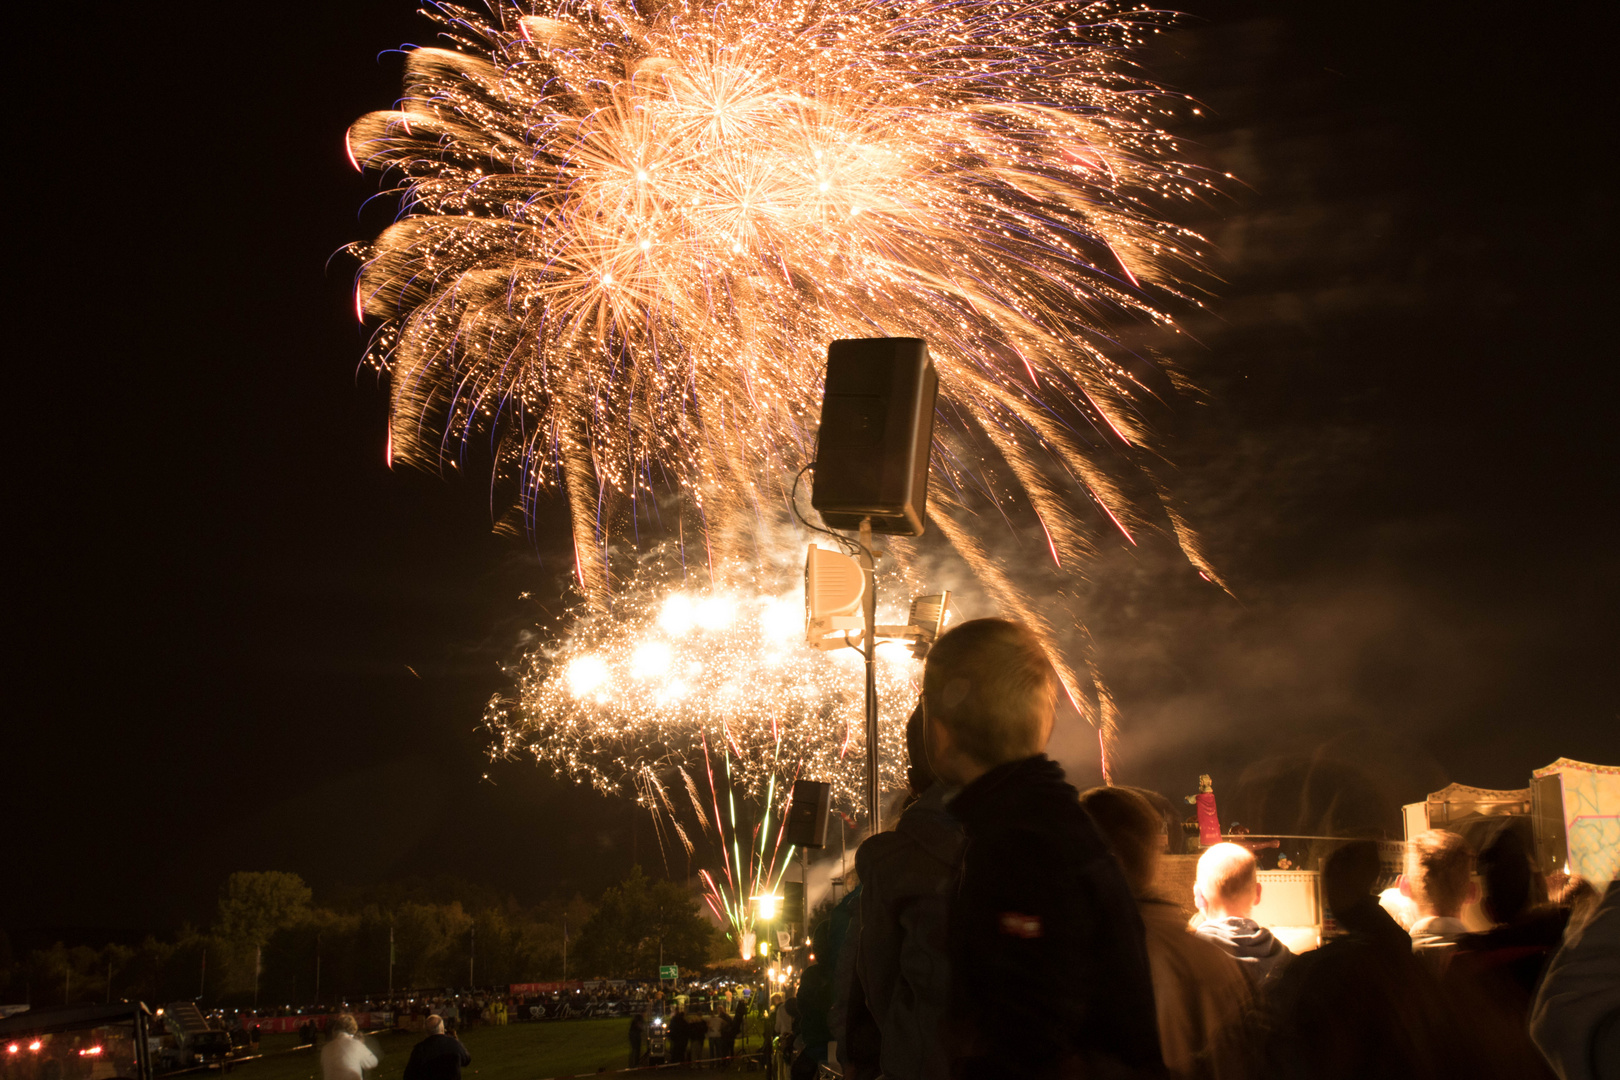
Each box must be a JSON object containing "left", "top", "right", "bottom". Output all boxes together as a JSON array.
[{"left": 349, "top": 0, "right": 1226, "bottom": 904}]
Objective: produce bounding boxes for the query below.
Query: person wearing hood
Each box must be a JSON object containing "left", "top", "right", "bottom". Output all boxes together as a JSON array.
[
  {"left": 1193, "top": 843, "right": 1292, "bottom": 990},
  {"left": 927, "top": 618, "right": 1164, "bottom": 1079},
  {"left": 1531, "top": 879, "right": 1620, "bottom": 1080},
  {"left": 853, "top": 703, "right": 966, "bottom": 1080}
]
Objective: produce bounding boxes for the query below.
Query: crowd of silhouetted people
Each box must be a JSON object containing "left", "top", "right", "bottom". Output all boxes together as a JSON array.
[{"left": 768, "top": 617, "right": 1616, "bottom": 1080}]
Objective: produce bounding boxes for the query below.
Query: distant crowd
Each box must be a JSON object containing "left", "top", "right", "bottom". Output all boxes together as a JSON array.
[{"left": 758, "top": 617, "right": 1616, "bottom": 1080}]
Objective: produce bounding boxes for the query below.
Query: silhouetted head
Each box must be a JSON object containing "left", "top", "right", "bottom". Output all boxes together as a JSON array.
[
  {"left": 1404, "top": 830, "right": 1473, "bottom": 919},
  {"left": 1078, "top": 785, "right": 1165, "bottom": 897},
  {"left": 1323, "top": 839, "right": 1382, "bottom": 919},
  {"left": 904, "top": 701, "right": 937, "bottom": 796},
  {"left": 1196, "top": 842, "right": 1260, "bottom": 919},
  {"left": 1478, "top": 828, "right": 1534, "bottom": 924},
  {"left": 923, "top": 618, "right": 1056, "bottom": 784}
]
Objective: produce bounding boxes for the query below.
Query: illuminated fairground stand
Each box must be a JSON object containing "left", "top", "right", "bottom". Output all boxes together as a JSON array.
[
  {"left": 1, "top": 1003, "right": 154, "bottom": 1080},
  {"left": 1401, "top": 757, "right": 1618, "bottom": 931},
  {"left": 1153, "top": 756, "right": 1618, "bottom": 954}
]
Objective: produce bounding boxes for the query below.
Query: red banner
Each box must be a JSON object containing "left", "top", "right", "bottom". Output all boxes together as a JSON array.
[
  {"left": 240, "top": 1013, "right": 392, "bottom": 1034},
  {"left": 508, "top": 982, "right": 583, "bottom": 996}
]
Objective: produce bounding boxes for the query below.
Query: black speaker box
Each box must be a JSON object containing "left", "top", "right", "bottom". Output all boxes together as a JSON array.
[
  {"left": 811, "top": 338, "right": 938, "bottom": 536},
  {"left": 782, "top": 880, "right": 805, "bottom": 927},
  {"left": 785, "top": 780, "right": 832, "bottom": 849}
]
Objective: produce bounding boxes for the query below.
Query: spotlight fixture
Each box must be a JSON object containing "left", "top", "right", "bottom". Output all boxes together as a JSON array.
[
  {"left": 804, "top": 544, "right": 865, "bottom": 649},
  {"left": 872, "top": 590, "right": 955, "bottom": 658}
]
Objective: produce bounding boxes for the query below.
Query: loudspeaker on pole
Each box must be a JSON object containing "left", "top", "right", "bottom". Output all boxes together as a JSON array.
[
  {"left": 811, "top": 337, "right": 938, "bottom": 535},
  {"left": 785, "top": 779, "right": 833, "bottom": 849}
]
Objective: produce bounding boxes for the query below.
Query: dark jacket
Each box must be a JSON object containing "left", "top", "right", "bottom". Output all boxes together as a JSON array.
[
  {"left": 1332, "top": 895, "right": 1412, "bottom": 957},
  {"left": 1451, "top": 907, "right": 1570, "bottom": 1006},
  {"left": 401, "top": 1034, "right": 470, "bottom": 1080},
  {"left": 1263, "top": 925, "right": 1476, "bottom": 1080},
  {"left": 946, "top": 754, "right": 1164, "bottom": 1079},
  {"left": 855, "top": 781, "right": 964, "bottom": 1080},
  {"left": 1194, "top": 917, "right": 1292, "bottom": 989},
  {"left": 668, "top": 1012, "right": 689, "bottom": 1059}
]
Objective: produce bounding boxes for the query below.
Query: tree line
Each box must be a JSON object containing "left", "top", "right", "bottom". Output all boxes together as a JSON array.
[{"left": 0, "top": 867, "right": 719, "bottom": 1009}]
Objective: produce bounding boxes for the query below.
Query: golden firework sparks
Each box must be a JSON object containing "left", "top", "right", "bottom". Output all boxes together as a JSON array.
[
  {"left": 352, "top": 0, "right": 1225, "bottom": 777},
  {"left": 483, "top": 550, "right": 918, "bottom": 814}
]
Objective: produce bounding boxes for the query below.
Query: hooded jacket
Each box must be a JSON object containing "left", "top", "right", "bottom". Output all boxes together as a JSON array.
[
  {"left": 1194, "top": 917, "right": 1292, "bottom": 988},
  {"left": 946, "top": 754, "right": 1164, "bottom": 1079},
  {"left": 854, "top": 782, "right": 964, "bottom": 1080},
  {"left": 1532, "top": 883, "right": 1620, "bottom": 1080}
]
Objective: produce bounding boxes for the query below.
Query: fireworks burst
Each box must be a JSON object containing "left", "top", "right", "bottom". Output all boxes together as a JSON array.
[
  {"left": 351, "top": 0, "right": 1226, "bottom": 784},
  {"left": 484, "top": 544, "right": 920, "bottom": 943},
  {"left": 483, "top": 546, "right": 918, "bottom": 816}
]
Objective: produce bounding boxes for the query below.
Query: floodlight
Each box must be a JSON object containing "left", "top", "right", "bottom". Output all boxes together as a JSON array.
[
  {"left": 907, "top": 591, "right": 953, "bottom": 658},
  {"left": 908, "top": 593, "right": 951, "bottom": 638},
  {"left": 805, "top": 544, "right": 865, "bottom": 648},
  {"left": 871, "top": 590, "right": 954, "bottom": 657}
]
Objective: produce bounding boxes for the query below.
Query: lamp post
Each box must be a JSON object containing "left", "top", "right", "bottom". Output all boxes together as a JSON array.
[{"left": 858, "top": 517, "right": 880, "bottom": 835}]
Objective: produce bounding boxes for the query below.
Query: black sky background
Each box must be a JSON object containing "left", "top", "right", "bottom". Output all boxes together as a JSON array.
[{"left": 5, "top": 1, "right": 1616, "bottom": 939}]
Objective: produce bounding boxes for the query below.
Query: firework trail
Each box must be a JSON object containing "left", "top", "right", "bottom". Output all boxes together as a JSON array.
[{"left": 350, "top": 0, "right": 1224, "bottom": 776}]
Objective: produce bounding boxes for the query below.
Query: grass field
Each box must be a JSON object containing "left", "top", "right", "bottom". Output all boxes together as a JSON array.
[{"left": 231, "top": 1021, "right": 631, "bottom": 1080}]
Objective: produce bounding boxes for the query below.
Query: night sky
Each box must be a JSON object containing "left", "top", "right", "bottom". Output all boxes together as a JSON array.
[{"left": 7, "top": 1, "right": 1616, "bottom": 938}]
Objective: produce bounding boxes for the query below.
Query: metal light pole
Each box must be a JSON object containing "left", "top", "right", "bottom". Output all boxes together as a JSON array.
[
  {"left": 314, "top": 932, "right": 321, "bottom": 1006},
  {"left": 802, "top": 846, "right": 812, "bottom": 948},
  {"left": 858, "top": 517, "right": 880, "bottom": 835},
  {"left": 387, "top": 925, "right": 394, "bottom": 1003}
]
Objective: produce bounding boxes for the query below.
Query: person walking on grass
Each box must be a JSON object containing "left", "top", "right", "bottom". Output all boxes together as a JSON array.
[
  {"left": 402, "top": 1015, "right": 471, "bottom": 1080},
  {"left": 628, "top": 1011, "right": 645, "bottom": 1067},
  {"left": 320, "top": 1015, "right": 378, "bottom": 1080}
]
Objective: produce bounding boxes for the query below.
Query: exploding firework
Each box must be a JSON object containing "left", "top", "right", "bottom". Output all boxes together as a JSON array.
[
  {"left": 483, "top": 545, "right": 918, "bottom": 816},
  {"left": 352, "top": 0, "right": 1227, "bottom": 820},
  {"left": 484, "top": 542, "right": 920, "bottom": 943}
]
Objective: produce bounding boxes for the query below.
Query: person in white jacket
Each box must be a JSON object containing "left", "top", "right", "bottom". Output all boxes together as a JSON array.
[
  {"left": 321, "top": 1014, "right": 379, "bottom": 1080},
  {"left": 1531, "top": 881, "right": 1620, "bottom": 1080}
]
